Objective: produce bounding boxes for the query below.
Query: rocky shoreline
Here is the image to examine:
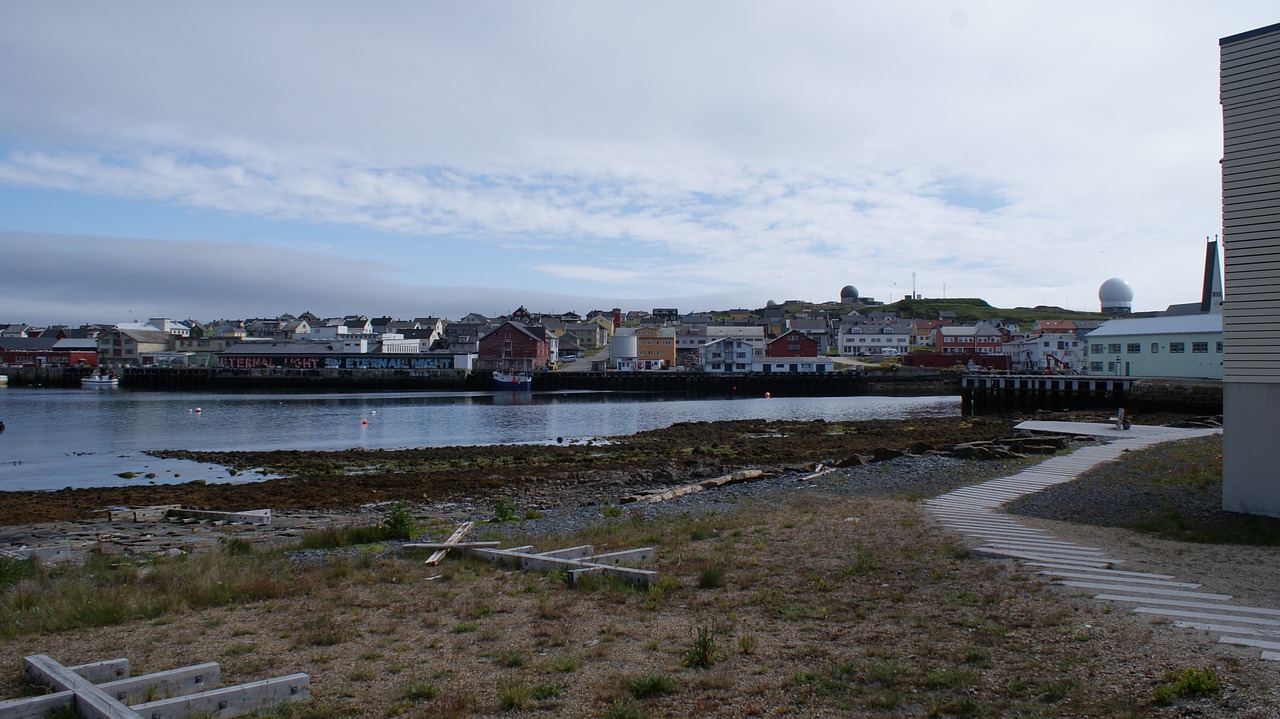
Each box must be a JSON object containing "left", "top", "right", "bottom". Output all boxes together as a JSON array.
[{"left": 0, "top": 411, "right": 1230, "bottom": 561}]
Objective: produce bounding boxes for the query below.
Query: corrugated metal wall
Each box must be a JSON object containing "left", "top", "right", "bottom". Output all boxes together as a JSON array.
[{"left": 1221, "top": 24, "right": 1280, "bottom": 381}]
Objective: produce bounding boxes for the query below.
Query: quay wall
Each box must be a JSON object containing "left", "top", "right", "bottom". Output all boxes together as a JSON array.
[
  {"left": 2, "top": 366, "right": 1222, "bottom": 415},
  {"left": 961, "top": 374, "right": 1222, "bottom": 416},
  {"left": 0, "top": 366, "right": 95, "bottom": 388}
]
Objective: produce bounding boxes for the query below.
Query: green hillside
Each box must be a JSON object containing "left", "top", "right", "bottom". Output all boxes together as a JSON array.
[{"left": 879, "top": 298, "right": 1112, "bottom": 324}]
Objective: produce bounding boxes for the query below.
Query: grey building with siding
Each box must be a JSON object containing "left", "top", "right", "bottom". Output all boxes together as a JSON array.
[{"left": 1220, "top": 22, "right": 1280, "bottom": 518}]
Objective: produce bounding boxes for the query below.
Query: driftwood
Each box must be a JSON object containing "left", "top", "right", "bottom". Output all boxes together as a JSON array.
[{"left": 619, "top": 469, "right": 765, "bottom": 505}]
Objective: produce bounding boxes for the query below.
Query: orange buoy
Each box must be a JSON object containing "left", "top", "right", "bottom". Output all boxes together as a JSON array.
[{"left": 361, "top": 419, "right": 368, "bottom": 425}]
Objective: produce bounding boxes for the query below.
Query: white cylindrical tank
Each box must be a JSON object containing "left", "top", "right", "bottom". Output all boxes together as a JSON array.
[{"left": 610, "top": 333, "right": 638, "bottom": 361}]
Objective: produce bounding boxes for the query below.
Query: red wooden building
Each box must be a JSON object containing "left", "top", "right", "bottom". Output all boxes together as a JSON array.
[
  {"left": 764, "top": 330, "right": 819, "bottom": 358},
  {"left": 0, "top": 338, "right": 99, "bottom": 367},
  {"left": 476, "top": 322, "right": 550, "bottom": 371}
]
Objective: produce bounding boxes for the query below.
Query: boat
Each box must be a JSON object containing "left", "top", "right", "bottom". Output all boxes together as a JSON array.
[
  {"left": 491, "top": 370, "right": 532, "bottom": 390},
  {"left": 0, "top": 374, "right": 7, "bottom": 385},
  {"left": 81, "top": 370, "right": 119, "bottom": 388}
]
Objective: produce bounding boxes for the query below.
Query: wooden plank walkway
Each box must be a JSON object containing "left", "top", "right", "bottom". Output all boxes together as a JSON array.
[{"left": 923, "top": 421, "right": 1280, "bottom": 663}]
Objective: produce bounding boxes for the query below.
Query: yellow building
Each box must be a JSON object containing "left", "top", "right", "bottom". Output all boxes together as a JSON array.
[{"left": 634, "top": 326, "right": 677, "bottom": 366}]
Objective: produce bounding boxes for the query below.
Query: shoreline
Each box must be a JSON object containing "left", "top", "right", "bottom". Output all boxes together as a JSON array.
[{"left": 0, "top": 415, "right": 1023, "bottom": 525}]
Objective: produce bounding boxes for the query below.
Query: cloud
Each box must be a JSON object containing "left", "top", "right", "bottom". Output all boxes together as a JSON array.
[{"left": 0, "top": 1, "right": 1271, "bottom": 320}]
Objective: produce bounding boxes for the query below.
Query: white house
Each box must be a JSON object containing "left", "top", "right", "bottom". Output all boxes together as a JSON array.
[
  {"left": 1003, "top": 332, "right": 1085, "bottom": 373},
  {"left": 1084, "top": 314, "right": 1223, "bottom": 379},
  {"left": 838, "top": 315, "right": 913, "bottom": 356},
  {"left": 699, "top": 337, "right": 755, "bottom": 373}
]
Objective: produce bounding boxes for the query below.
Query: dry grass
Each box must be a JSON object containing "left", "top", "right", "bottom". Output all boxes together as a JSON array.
[{"left": 1, "top": 492, "right": 1276, "bottom": 718}]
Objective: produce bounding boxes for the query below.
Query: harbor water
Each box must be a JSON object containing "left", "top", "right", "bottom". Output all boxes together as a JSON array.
[{"left": 0, "top": 387, "right": 959, "bottom": 492}]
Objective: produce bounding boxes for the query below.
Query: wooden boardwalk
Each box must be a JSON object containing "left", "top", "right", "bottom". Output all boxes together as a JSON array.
[{"left": 924, "top": 421, "right": 1280, "bottom": 662}]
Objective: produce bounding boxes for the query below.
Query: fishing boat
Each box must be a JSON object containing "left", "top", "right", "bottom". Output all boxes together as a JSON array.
[
  {"left": 490, "top": 370, "right": 532, "bottom": 390},
  {"left": 81, "top": 370, "right": 119, "bottom": 388}
]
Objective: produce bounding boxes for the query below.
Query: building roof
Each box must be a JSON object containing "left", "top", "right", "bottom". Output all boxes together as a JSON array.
[{"left": 1085, "top": 314, "right": 1222, "bottom": 338}]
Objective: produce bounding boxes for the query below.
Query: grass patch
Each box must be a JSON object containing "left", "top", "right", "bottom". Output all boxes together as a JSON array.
[
  {"left": 1153, "top": 666, "right": 1221, "bottom": 703},
  {"left": 681, "top": 621, "right": 722, "bottom": 668},
  {"left": 627, "top": 671, "right": 677, "bottom": 699}
]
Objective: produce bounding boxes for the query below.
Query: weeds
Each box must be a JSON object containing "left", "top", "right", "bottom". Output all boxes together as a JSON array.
[
  {"left": 697, "top": 565, "right": 727, "bottom": 589},
  {"left": 681, "top": 621, "right": 722, "bottom": 668},
  {"left": 402, "top": 679, "right": 440, "bottom": 701},
  {"left": 1153, "top": 667, "right": 1221, "bottom": 703},
  {"left": 601, "top": 698, "right": 646, "bottom": 719},
  {"left": 496, "top": 677, "right": 531, "bottom": 710},
  {"left": 627, "top": 671, "right": 677, "bottom": 699},
  {"left": 491, "top": 498, "right": 519, "bottom": 523},
  {"left": 381, "top": 501, "right": 418, "bottom": 540}
]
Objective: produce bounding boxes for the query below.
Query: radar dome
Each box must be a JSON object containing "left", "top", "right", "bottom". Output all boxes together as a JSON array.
[
  {"left": 840, "top": 285, "right": 859, "bottom": 303},
  {"left": 1099, "top": 278, "right": 1134, "bottom": 314},
  {"left": 766, "top": 299, "right": 779, "bottom": 307}
]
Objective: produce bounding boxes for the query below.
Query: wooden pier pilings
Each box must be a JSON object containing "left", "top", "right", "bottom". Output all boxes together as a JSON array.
[{"left": 959, "top": 374, "right": 1222, "bottom": 416}]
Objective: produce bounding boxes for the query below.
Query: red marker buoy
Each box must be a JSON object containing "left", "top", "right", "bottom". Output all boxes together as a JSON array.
[
  {"left": 194, "top": 407, "right": 202, "bottom": 413},
  {"left": 361, "top": 419, "right": 368, "bottom": 425},
  {"left": 765, "top": 392, "right": 771, "bottom": 399}
]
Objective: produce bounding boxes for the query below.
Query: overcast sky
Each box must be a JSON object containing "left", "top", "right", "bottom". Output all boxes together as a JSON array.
[{"left": 0, "top": 2, "right": 1274, "bottom": 326}]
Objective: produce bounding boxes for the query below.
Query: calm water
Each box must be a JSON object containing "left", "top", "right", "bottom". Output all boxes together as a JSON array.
[{"left": 0, "top": 387, "right": 959, "bottom": 492}]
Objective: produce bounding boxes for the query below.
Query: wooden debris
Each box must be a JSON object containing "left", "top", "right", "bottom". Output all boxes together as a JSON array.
[
  {"left": 105, "top": 506, "right": 272, "bottom": 525},
  {"left": 619, "top": 469, "right": 764, "bottom": 504},
  {"left": 3, "top": 654, "right": 308, "bottom": 719},
  {"left": 796, "top": 466, "right": 837, "bottom": 482},
  {"left": 468, "top": 543, "right": 657, "bottom": 586},
  {"left": 166, "top": 508, "right": 272, "bottom": 525},
  {"left": 419, "top": 521, "right": 473, "bottom": 566},
  {"left": 108, "top": 506, "right": 181, "bottom": 523}
]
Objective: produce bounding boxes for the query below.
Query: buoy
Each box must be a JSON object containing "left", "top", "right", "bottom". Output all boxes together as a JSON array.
[
  {"left": 194, "top": 407, "right": 202, "bottom": 413},
  {"left": 765, "top": 392, "right": 771, "bottom": 399},
  {"left": 361, "top": 419, "right": 368, "bottom": 425}
]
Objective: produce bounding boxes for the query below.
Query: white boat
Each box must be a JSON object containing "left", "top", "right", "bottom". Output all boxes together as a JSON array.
[
  {"left": 0, "top": 374, "right": 7, "bottom": 385},
  {"left": 81, "top": 371, "right": 119, "bottom": 388},
  {"left": 491, "top": 370, "right": 532, "bottom": 390}
]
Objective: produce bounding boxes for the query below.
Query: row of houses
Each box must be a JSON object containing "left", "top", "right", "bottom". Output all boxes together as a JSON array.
[{"left": 0, "top": 303, "right": 1226, "bottom": 380}]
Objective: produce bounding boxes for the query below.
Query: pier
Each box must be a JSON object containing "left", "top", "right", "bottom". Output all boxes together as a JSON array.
[{"left": 960, "top": 374, "right": 1221, "bottom": 415}]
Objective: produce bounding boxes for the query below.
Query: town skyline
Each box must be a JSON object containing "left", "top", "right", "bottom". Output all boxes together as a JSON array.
[{"left": 2, "top": 3, "right": 1275, "bottom": 325}]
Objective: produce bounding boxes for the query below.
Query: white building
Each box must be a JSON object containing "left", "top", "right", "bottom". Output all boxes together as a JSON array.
[
  {"left": 1220, "top": 22, "right": 1280, "bottom": 517},
  {"left": 837, "top": 314, "right": 912, "bottom": 356},
  {"left": 699, "top": 337, "right": 755, "bottom": 373},
  {"left": 750, "top": 358, "right": 836, "bottom": 373},
  {"left": 1083, "top": 314, "right": 1223, "bottom": 379},
  {"left": 1003, "top": 333, "right": 1085, "bottom": 373}
]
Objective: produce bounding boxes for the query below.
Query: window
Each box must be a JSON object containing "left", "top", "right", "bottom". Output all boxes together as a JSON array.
[
  {"left": 1216, "top": 341, "right": 1224, "bottom": 353},
  {"left": 1091, "top": 343, "right": 1103, "bottom": 354},
  {"left": 1151, "top": 343, "right": 1159, "bottom": 353},
  {"left": 1090, "top": 362, "right": 1103, "bottom": 372},
  {"left": 1192, "top": 342, "right": 1208, "bottom": 353},
  {"left": 1107, "top": 361, "right": 1117, "bottom": 372},
  {"left": 1107, "top": 343, "right": 1122, "bottom": 354},
  {"left": 1169, "top": 342, "right": 1185, "bottom": 353},
  {"left": 1127, "top": 343, "right": 1141, "bottom": 354}
]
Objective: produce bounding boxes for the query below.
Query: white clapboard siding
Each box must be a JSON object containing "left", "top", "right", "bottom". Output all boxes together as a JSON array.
[{"left": 1221, "top": 23, "right": 1280, "bottom": 384}]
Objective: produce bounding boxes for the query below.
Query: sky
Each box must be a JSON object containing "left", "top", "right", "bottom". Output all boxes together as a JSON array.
[{"left": 0, "top": 2, "right": 1274, "bottom": 326}]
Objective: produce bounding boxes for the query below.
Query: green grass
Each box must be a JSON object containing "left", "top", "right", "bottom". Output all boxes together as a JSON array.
[
  {"left": 627, "top": 672, "right": 677, "bottom": 699},
  {"left": 294, "top": 524, "right": 389, "bottom": 550},
  {"left": 1153, "top": 667, "right": 1220, "bottom": 703},
  {"left": 0, "top": 552, "right": 297, "bottom": 640}
]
